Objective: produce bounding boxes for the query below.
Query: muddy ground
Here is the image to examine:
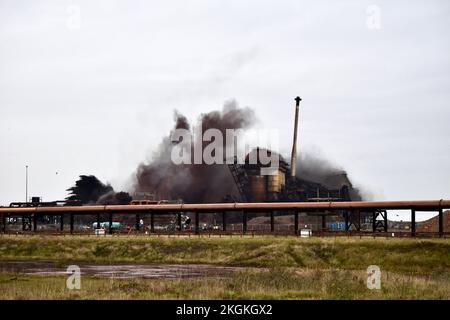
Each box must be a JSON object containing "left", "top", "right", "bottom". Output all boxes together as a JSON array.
[{"left": 0, "top": 261, "right": 247, "bottom": 279}]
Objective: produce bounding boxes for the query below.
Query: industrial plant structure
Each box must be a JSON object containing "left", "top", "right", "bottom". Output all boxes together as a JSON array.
[
  {"left": 227, "top": 147, "right": 357, "bottom": 204},
  {"left": 6, "top": 96, "right": 443, "bottom": 235},
  {"left": 226, "top": 97, "right": 358, "bottom": 205}
]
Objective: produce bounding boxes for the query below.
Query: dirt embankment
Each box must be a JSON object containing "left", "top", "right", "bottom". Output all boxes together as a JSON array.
[{"left": 417, "top": 210, "right": 450, "bottom": 232}]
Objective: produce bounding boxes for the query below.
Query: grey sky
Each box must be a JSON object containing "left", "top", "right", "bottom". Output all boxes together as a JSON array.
[{"left": 1, "top": 0, "right": 449, "bottom": 221}]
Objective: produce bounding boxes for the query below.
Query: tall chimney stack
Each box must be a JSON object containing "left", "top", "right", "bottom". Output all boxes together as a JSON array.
[{"left": 290, "top": 96, "right": 301, "bottom": 178}]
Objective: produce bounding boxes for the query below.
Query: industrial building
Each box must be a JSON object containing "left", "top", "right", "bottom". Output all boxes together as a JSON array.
[
  {"left": 227, "top": 147, "right": 357, "bottom": 204},
  {"left": 225, "top": 97, "right": 359, "bottom": 206},
  {"left": 0, "top": 97, "right": 395, "bottom": 234}
]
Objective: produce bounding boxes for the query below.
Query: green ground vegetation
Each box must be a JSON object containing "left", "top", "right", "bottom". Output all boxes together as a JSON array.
[
  {"left": 0, "top": 235, "right": 448, "bottom": 273},
  {"left": 0, "top": 235, "right": 449, "bottom": 299},
  {"left": 0, "top": 268, "right": 448, "bottom": 300}
]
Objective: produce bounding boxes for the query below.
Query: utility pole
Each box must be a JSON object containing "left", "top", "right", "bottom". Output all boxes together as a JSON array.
[{"left": 25, "top": 165, "right": 28, "bottom": 203}]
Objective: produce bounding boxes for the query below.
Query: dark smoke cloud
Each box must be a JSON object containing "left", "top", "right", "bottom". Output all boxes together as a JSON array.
[
  {"left": 66, "top": 175, "right": 112, "bottom": 204},
  {"left": 66, "top": 175, "right": 132, "bottom": 205},
  {"left": 132, "top": 100, "right": 363, "bottom": 203},
  {"left": 173, "top": 111, "right": 190, "bottom": 131},
  {"left": 67, "top": 103, "right": 363, "bottom": 204},
  {"left": 296, "top": 151, "right": 343, "bottom": 184},
  {"left": 97, "top": 191, "right": 133, "bottom": 205},
  {"left": 296, "top": 151, "right": 363, "bottom": 200},
  {"left": 133, "top": 100, "right": 255, "bottom": 203}
]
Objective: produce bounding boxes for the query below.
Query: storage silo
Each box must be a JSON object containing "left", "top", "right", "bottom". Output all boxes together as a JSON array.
[{"left": 248, "top": 175, "right": 266, "bottom": 202}]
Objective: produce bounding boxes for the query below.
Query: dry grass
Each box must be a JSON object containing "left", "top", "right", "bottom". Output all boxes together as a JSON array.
[
  {"left": 0, "top": 235, "right": 449, "bottom": 274},
  {"left": 0, "top": 235, "right": 449, "bottom": 299},
  {"left": 0, "top": 268, "right": 448, "bottom": 300}
]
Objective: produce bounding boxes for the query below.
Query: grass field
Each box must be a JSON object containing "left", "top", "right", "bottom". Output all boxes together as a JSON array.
[{"left": 0, "top": 235, "right": 449, "bottom": 299}]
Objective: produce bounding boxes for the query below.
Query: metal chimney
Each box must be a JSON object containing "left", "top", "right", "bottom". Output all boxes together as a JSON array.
[{"left": 290, "top": 96, "right": 301, "bottom": 178}]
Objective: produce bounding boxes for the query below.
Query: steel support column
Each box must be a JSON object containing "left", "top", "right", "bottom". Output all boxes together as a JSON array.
[
  {"left": 384, "top": 211, "right": 388, "bottom": 232},
  {"left": 270, "top": 211, "right": 274, "bottom": 232},
  {"left": 108, "top": 213, "right": 113, "bottom": 235},
  {"left": 411, "top": 209, "right": 416, "bottom": 237},
  {"left": 243, "top": 211, "right": 247, "bottom": 234},
  {"left": 33, "top": 213, "right": 37, "bottom": 232},
  {"left": 22, "top": 215, "right": 26, "bottom": 231},
  {"left": 136, "top": 214, "right": 140, "bottom": 231},
  {"left": 438, "top": 208, "right": 443, "bottom": 237},
  {"left": 357, "top": 210, "right": 361, "bottom": 231},
  {"left": 372, "top": 211, "right": 376, "bottom": 233},
  {"left": 222, "top": 211, "right": 227, "bottom": 231},
  {"left": 2, "top": 214, "right": 6, "bottom": 233},
  {"left": 70, "top": 213, "right": 74, "bottom": 234},
  {"left": 294, "top": 211, "right": 299, "bottom": 235},
  {"left": 177, "top": 213, "right": 182, "bottom": 231},
  {"left": 150, "top": 212, "right": 154, "bottom": 233},
  {"left": 195, "top": 211, "right": 199, "bottom": 235},
  {"left": 96, "top": 213, "right": 100, "bottom": 230},
  {"left": 344, "top": 211, "right": 349, "bottom": 231}
]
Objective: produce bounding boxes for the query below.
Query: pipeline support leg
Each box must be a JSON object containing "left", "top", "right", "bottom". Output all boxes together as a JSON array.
[
  {"left": 136, "top": 214, "right": 140, "bottom": 231},
  {"left": 96, "top": 213, "right": 100, "bottom": 231},
  {"left": 177, "top": 213, "right": 182, "bottom": 231},
  {"left": 150, "top": 212, "right": 154, "bottom": 233},
  {"left": 438, "top": 208, "right": 443, "bottom": 237},
  {"left": 243, "top": 211, "right": 247, "bottom": 234},
  {"left": 222, "top": 212, "right": 227, "bottom": 232},
  {"left": 411, "top": 209, "right": 416, "bottom": 237},
  {"left": 195, "top": 211, "right": 199, "bottom": 235},
  {"left": 70, "top": 213, "right": 74, "bottom": 234},
  {"left": 372, "top": 211, "right": 376, "bottom": 233},
  {"left": 109, "top": 213, "right": 113, "bottom": 235},
  {"left": 294, "top": 211, "right": 299, "bottom": 235},
  {"left": 344, "top": 211, "right": 349, "bottom": 231},
  {"left": 270, "top": 211, "right": 274, "bottom": 232},
  {"left": 357, "top": 210, "right": 361, "bottom": 231},
  {"left": 33, "top": 214, "right": 37, "bottom": 232},
  {"left": 384, "top": 211, "right": 388, "bottom": 232}
]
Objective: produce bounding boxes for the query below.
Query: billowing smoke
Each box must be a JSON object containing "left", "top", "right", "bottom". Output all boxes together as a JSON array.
[
  {"left": 66, "top": 175, "right": 132, "bottom": 205},
  {"left": 132, "top": 100, "right": 363, "bottom": 203},
  {"left": 133, "top": 100, "right": 256, "bottom": 203},
  {"left": 296, "top": 151, "right": 343, "bottom": 184},
  {"left": 96, "top": 191, "right": 133, "bottom": 205},
  {"left": 66, "top": 101, "right": 363, "bottom": 204},
  {"left": 296, "top": 152, "right": 363, "bottom": 200}
]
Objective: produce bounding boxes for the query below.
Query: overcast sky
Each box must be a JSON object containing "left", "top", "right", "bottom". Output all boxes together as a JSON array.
[{"left": 1, "top": 0, "right": 449, "bottom": 220}]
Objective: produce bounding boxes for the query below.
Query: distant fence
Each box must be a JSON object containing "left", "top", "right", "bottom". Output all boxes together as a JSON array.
[{"left": 0, "top": 200, "right": 448, "bottom": 237}]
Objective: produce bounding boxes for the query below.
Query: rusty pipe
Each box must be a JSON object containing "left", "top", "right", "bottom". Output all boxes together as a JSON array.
[{"left": 0, "top": 200, "right": 449, "bottom": 215}]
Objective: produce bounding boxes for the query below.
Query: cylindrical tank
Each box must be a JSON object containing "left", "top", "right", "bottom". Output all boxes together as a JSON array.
[
  {"left": 267, "top": 171, "right": 281, "bottom": 193},
  {"left": 249, "top": 175, "right": 266, "bottom": 202}
]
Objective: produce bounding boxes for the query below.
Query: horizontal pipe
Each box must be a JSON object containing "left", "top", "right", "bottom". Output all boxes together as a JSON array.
[{"left": 0, "top": 200, "right": 449, "bottom": 215}]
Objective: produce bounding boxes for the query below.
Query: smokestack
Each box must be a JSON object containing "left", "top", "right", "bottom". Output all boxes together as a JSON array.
[{"left": 290, "top": 96, "right": 301, "bottom": 178}]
